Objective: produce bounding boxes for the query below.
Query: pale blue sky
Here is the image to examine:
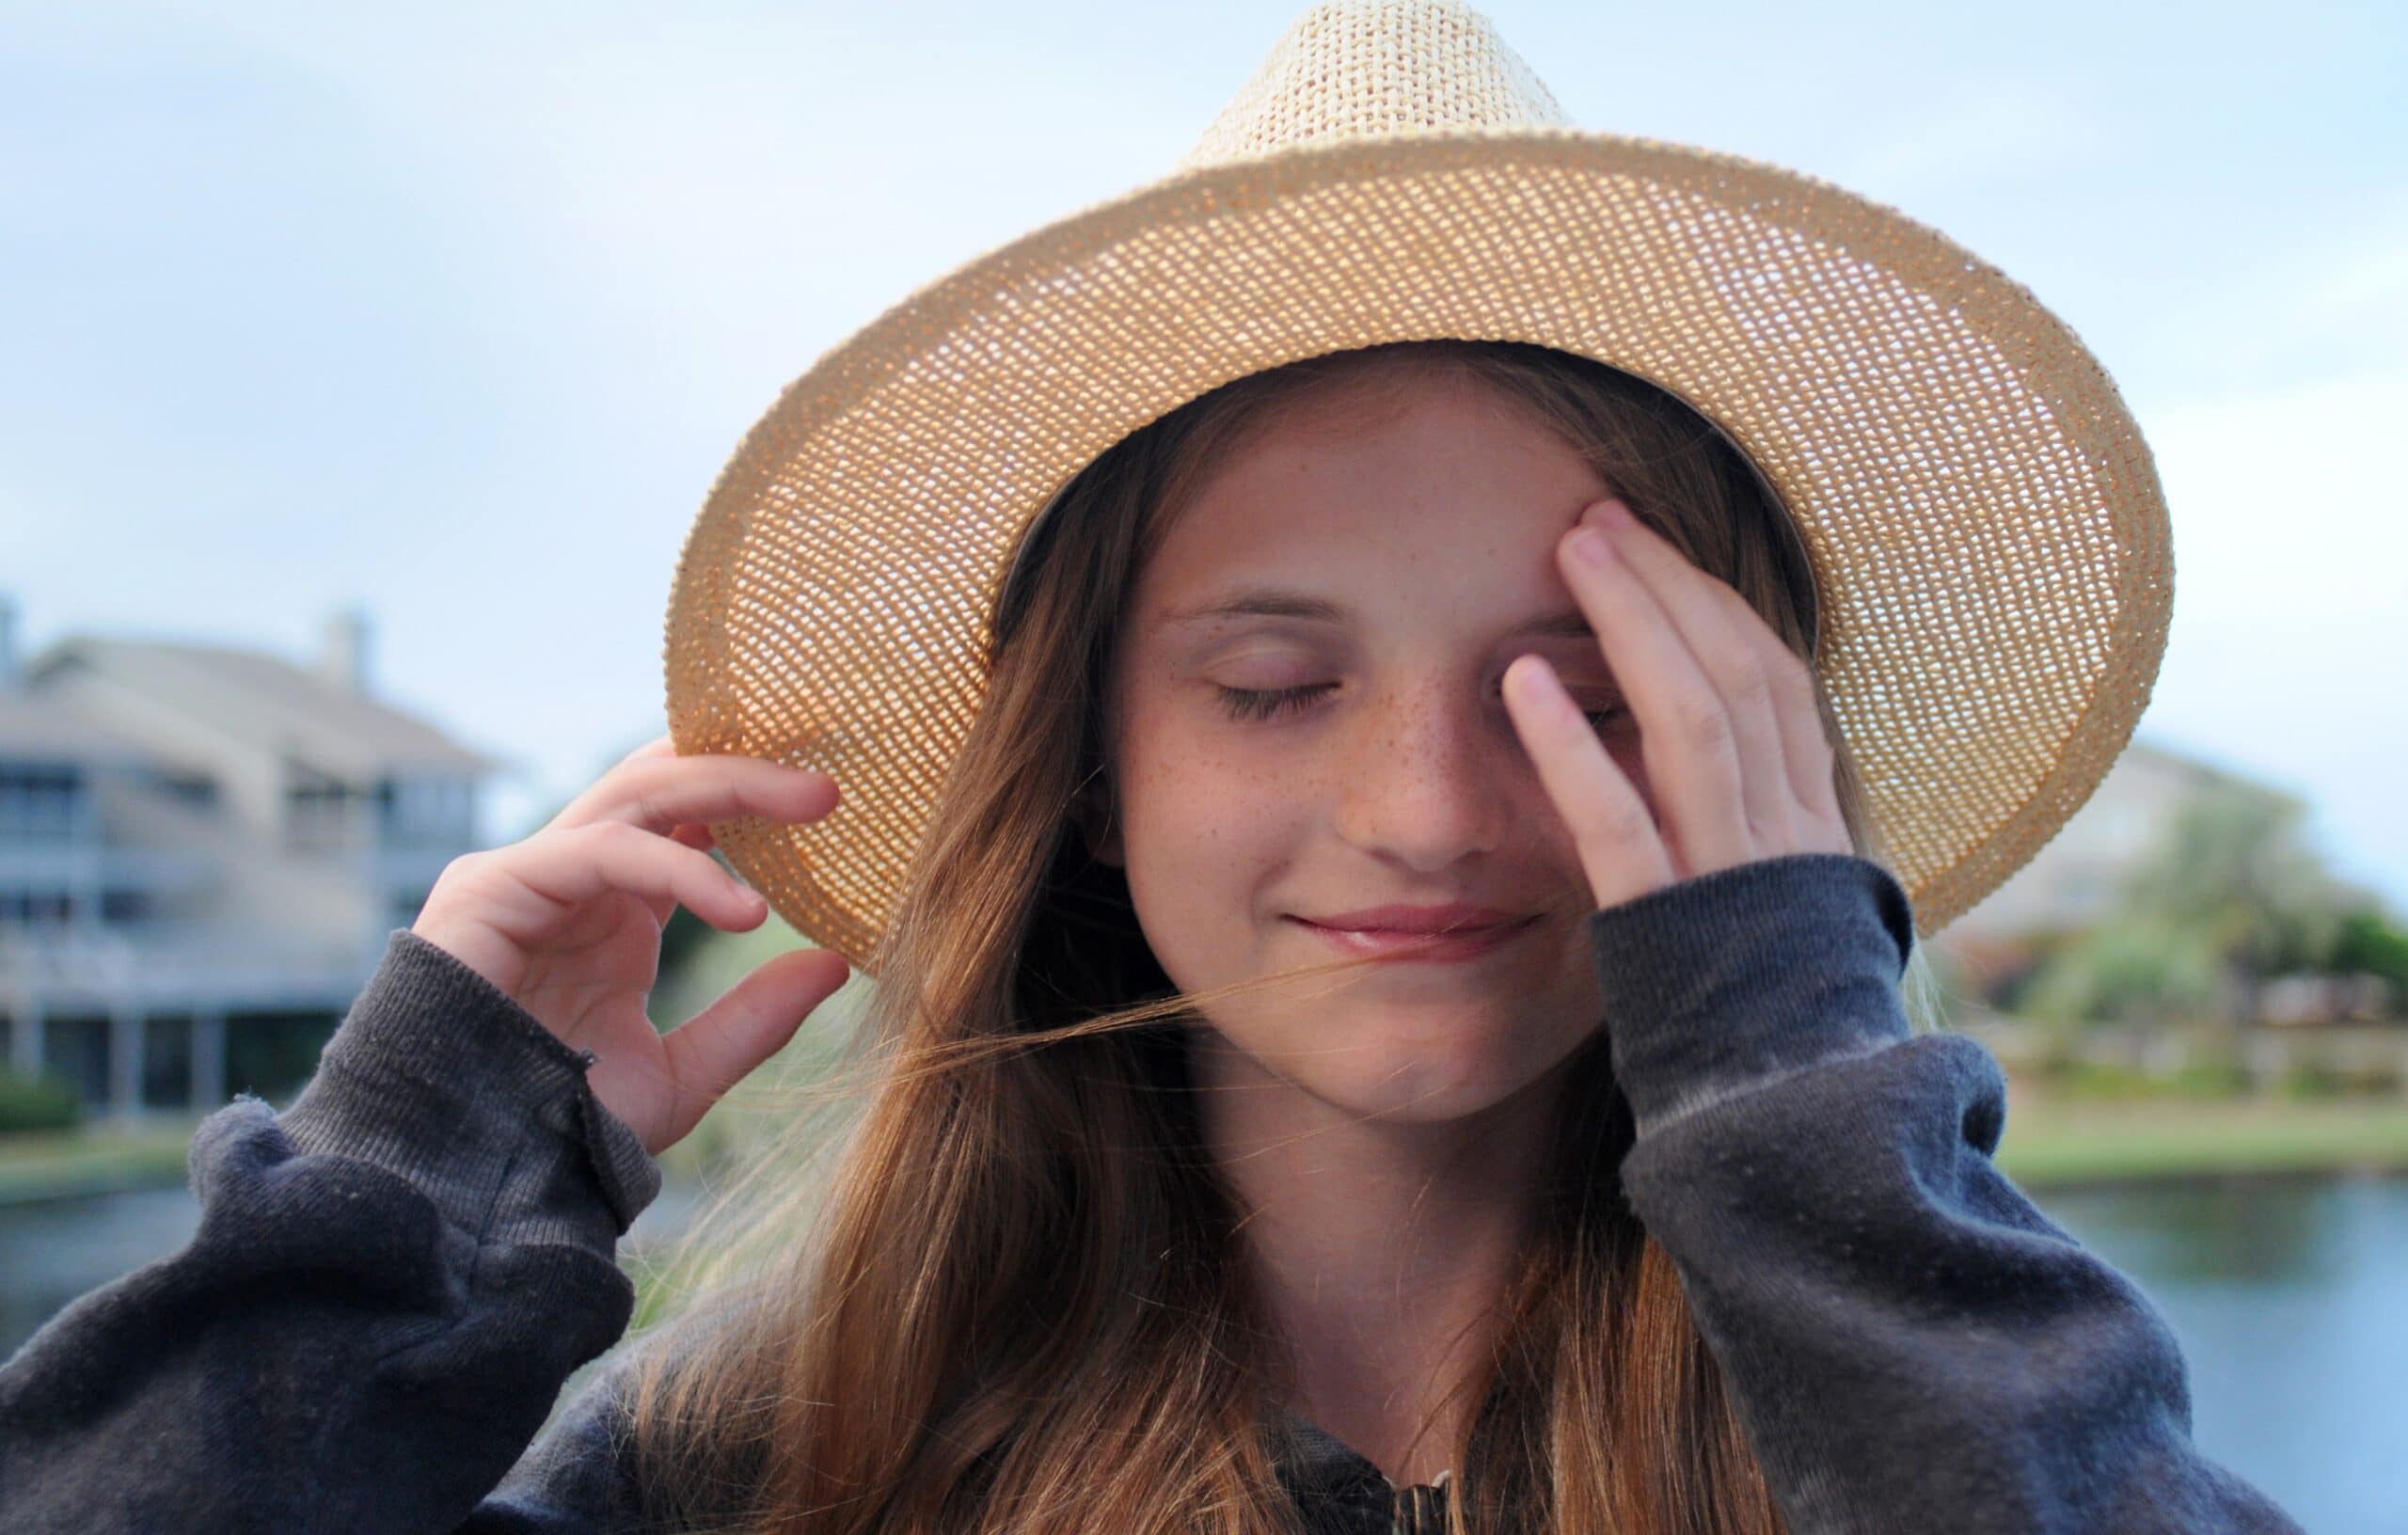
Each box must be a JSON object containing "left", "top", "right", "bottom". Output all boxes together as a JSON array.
[{"left": 5, "top": 1, "right": 2404, "bottom": 909}]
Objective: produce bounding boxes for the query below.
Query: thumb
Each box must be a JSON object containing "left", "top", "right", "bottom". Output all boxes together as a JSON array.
[{"left": 657, "top": 947, "right": 851, "bottom": 1151}]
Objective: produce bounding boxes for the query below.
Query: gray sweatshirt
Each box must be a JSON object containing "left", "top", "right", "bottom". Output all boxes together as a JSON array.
[{"left": 0, "top": 852, "right": 2307, "bottom": 1533}]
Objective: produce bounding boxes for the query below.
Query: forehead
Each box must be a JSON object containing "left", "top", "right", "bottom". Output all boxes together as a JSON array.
[{"left": 1134, "top": 368, "right": 1609, "bottom": 613}]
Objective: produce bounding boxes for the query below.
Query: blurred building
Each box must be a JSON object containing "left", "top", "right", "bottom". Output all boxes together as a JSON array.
[
  {"left": 1941, "top": 740, "right": 2292, "bottom": 938},
  {"left": 0, "top": 593, "right": 507, "bottom": 1118},
  {"left": 1929, "top": 738, "right": 2306, "bottom": 1008}
]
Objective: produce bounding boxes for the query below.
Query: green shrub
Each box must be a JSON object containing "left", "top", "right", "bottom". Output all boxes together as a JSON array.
[
  {"left": 2161, "top": 1059, "right": 2254, "bottom": 1097},
  {"left": 0, "top": 1069, "right": 81, "bottom": 1133},
  {"left": 2333, "top": 910, "right": 2408, "bottom": 1001},
  {"left": 2273, "top": 1061, "right": 2350, "bottom": 1100},
  {"left": 2045, "top": 1056, "right": 2254, "bottom": 1100}
]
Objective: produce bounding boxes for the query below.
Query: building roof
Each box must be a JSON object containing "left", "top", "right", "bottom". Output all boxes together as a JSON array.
[
  {"left": 22, "top": 636, "right": 510, "bottom": 780},
  {"left": 0, "top": 688, "right": 166, "bottom": 767}
]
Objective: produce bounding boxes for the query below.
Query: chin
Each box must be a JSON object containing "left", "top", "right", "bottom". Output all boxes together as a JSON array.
[{"left": 1302, "top": 1022, "right": 1553, "bottom": 1124}]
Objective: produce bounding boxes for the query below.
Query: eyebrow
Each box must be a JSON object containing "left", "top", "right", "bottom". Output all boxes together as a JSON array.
[{"left": 1161, "top": 587, "right": 1596, "bottom": 640}]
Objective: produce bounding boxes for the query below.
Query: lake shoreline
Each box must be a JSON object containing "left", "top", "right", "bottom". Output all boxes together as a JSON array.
[
  {"left": 1993, "top": 1084, "right": 2408, "bottom": 1188},
  {"left": 0, "top": 1119, "right": 202, "bottom": 1209},
  {"left": 8, "top": 1091, "right": 2408, "bottom": 1203}
]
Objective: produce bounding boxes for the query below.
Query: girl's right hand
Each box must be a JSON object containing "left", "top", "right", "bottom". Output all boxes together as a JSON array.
[{"left": 410, "top": 732, "right": 850, "bottom": 1158}]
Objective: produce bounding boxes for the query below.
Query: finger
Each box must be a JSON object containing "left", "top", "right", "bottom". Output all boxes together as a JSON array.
[
  {"left": 510, "top": 820, "right": 768, "bottom": 933},
  {"left": 658, "top": 947, "right": 851, "bottom": 1148},
  {"left": 1585, "top": 500, "right": 1795, "bottom": 854},
  {"left": 1706, "top": 582, "right": 1848, "bottom": 847},
  {"left": 1558, "top": 517, "right": 1751, "bottom": 876},
  {"left": 639, "top": 823, "right": 721, "bottom": 929},
  {"left": 551, "top": 750, "right": 838, "bottom": 839},
  {"left": 1503, "top": 653, "right": 1673, "bottom": 909},
  {"left": 1783, "top": 689, "right": 1852, "bottom": 852},
  {"left": 1591, "top": 502, "right": 1848, "bottom": 850}
]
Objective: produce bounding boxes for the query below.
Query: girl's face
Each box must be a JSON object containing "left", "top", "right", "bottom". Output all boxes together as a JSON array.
[{"left": 1097, "top": 368, "right": 1658, "bottom": 1124}]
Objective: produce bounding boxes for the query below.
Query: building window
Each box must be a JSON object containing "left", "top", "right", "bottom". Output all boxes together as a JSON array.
[
  {"left": 151, "top": 768, "right": 219, "bottom": 810},
  {"left": 0, "top": 890, "right": 74, "bottom": 926},
  {"left": 285, "top": 762, "right": 357, "bottom": 852},
  {"left": 377, "top": 776, "right": 472, "bottom": 848},
  {"left": 0, "top": 766, "right": 81, "bottom": 844}
]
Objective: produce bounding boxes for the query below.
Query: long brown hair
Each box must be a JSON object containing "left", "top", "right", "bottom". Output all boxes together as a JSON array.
[{"left": 617, "top": 340, "right": 1943, "bottom": 1534}]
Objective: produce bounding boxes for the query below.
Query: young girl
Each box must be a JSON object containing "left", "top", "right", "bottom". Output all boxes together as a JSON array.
[{"left": 0, "top": 7, "right": 2309, "bottom": 1535}]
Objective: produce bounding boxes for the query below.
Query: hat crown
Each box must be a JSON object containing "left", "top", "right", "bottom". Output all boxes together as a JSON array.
[{"left": 1172, "top": 0, "right": 1573, "bottom": 174}]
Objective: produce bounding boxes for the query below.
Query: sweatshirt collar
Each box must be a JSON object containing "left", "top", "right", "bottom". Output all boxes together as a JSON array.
[{"left": 1272, "top": 1402, "right": 1455, "bottom": 1534}]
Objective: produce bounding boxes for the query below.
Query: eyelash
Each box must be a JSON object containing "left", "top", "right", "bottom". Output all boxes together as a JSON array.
[{"left": 1213, "top": 683, "right": 1626, "bottom": 733}]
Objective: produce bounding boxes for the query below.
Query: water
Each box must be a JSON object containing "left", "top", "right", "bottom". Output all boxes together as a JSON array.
[
  {"left": 2039, "top": 1172, "right": 2408, "bottom": 1531},
  {"left": 3, "top": 1172, "right": 2398, "bottom": 1527}
]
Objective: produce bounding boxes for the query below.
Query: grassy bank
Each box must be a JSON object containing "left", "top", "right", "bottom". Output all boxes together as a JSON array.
[
  {"left": 1995, "top": 1090, "right": 2408, "bottom": 1187},
  {"left": 8, "top": 1091, "right": 2408, "bottom": 1206},
  {"left": 0, "top": 1116, "right": 205, "bottom": 1205},
  {"left": 0, "top": 1108, "right": 721, "bottom": 1207}
]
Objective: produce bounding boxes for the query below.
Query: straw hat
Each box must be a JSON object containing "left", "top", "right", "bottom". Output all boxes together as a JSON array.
[{"left": 662, "top": 0, "right": 2171, "bottom": 972}]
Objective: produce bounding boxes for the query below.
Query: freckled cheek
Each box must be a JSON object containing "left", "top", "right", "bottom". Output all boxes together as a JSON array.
[
  {"left": 1116, "top": 717, "right": 1307, "bottom": 897},
  {"left": 1114, "top": 734, "right": 1324, "bottom": 998}
]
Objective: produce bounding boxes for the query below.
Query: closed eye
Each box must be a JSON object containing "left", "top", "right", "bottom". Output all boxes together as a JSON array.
[
  {"left": 1214, "top": 683, "right": 1335, "bottom": 721},
  {"left": 1213, "top": 684, "right": 1625, "bottom": 733}
]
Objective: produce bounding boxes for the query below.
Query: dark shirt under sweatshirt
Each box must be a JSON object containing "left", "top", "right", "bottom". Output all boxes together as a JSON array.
[{"left": 0, "top": 852, "right": 2308, "bottom": 1533}]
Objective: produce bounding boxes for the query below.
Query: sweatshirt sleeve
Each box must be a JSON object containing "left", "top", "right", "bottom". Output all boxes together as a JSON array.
[
  {"left": 1587, "top": 851, "right": 2307, "bottom": 1535},
  {"left": 0, "top": 927, "right": 667, "bottom": 1534}
]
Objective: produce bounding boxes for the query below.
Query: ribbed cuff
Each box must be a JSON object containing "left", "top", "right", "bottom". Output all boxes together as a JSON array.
[
  {"left": 278, "top": 928, "right": 664, "bottom": 1251},
  {"left": 1584, "top": 852, "right": 1919, "bottom": 1138}
]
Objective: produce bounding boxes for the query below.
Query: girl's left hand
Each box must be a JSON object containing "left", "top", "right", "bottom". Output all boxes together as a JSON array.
[{"left": 1504, "top": 496, "right": 1853, "bottom": 912}]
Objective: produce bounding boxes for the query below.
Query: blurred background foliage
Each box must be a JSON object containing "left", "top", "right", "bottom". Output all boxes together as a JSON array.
[{"left": 2004, "top": 783, "right": 2402, "bottom": 1034}]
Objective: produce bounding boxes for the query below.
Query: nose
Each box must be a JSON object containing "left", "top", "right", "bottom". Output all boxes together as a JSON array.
[{"left": 1328, "top": 674, "right": 1514, "bottom": 873}]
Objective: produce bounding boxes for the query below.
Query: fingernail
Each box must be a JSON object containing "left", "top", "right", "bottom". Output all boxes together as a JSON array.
[{"left": 1569, "top": 529, "right": 1613, "bottom": 566}]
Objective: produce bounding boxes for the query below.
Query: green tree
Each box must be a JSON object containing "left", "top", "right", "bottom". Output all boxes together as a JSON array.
[
  {"left": 2020, "top": 913, "right": 2227, "bottom": 1032},
  {"left": 2116, "top": 783, "right": 2356, "bottom": 982},
  {"left": 2332, "top": 909, "right": 2408, "bottom": 1005},
  {"left": 2021, "top": 781, "right": 2362, "bottom": 1031}
]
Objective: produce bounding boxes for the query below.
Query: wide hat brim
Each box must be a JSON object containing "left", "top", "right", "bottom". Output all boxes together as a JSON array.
[{"left": 664, "top": 124, "right": 2171, "bottom": 972}]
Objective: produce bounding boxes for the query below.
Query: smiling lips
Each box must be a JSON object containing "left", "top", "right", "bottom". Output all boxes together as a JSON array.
[{"left": 1288, "top": 902, "right": 1540, "bottom": 962}]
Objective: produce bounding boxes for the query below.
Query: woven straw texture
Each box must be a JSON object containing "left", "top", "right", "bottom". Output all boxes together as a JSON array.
[{"left": 664, "top": 0, "right": 2171, "bottom": 973}]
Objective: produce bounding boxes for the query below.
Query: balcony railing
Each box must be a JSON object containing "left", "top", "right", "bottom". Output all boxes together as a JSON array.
[{"left": 0, "top": 922, "right": 379, "bottom": 1007}]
